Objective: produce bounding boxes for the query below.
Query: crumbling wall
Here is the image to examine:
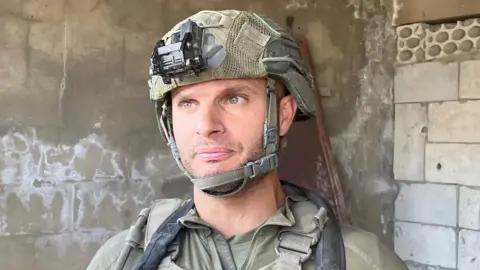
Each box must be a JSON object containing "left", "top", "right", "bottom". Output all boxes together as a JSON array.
[
  {"left": 0, "top": 0, "right": 397, "bottom": 269},
  {"left": 393, "top": 17, "right": 480, "bottom": 270}
]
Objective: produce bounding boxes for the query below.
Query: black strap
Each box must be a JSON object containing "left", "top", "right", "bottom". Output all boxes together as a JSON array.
[
  {"left": 134, "top": 199, "right": 194, "bottom": 270},
  {"left": 281, "top": 181, "right": 346, "bottom": 270}
]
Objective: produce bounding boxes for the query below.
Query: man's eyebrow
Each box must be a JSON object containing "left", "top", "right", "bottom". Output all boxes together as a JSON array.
[{"left": 223, "top": 85, "right": 258, "bottom": 95}]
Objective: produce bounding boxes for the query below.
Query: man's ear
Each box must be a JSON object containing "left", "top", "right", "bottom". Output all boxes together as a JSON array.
[{"left": 278, "top": 95, "right": 297, "bottom": 136}]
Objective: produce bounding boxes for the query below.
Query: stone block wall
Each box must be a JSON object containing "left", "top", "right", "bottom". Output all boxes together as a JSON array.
[{"left": 393, "top": 17, "right": 480, "bottom": 270}]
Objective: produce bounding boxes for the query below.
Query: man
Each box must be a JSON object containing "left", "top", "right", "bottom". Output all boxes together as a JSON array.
[{"left": 88, "top": 10, "right": 408, "bottom": 270}]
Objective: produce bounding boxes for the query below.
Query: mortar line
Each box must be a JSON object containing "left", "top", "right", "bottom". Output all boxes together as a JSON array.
[
  {"left": 393, "top": 219, "right": 457, "bottom": 229},
  {"left": 456, "top": 183, "right": 460, "bottom": 269},
  {"left": 424, "top": 102, "right": 429, "bottom": 182}
]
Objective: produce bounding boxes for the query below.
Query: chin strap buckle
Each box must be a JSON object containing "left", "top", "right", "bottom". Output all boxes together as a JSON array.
[{"left": 246, "top": 154, "right": 278, "bottom": 178}]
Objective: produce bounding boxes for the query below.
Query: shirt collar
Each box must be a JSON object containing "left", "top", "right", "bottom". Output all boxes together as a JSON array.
[{"left": 178, "top": 184, "right": 308, "bottom": 230}]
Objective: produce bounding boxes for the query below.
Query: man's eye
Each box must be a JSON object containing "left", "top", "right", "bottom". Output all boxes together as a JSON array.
[
  {"left": 228, "top": 96, "right": 246, "bottom": 104},
  {"left": 179, "top": 100, "right": 193, "bottom": 109}
]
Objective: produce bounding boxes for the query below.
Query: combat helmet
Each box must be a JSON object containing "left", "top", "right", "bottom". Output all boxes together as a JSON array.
[{"left": 148, "top": 10, "right": 317, "bottom": 197}]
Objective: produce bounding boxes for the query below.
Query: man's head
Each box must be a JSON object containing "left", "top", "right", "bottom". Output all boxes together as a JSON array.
[{"left": 147, "top": 10, "right": 316, "bottom": 197}]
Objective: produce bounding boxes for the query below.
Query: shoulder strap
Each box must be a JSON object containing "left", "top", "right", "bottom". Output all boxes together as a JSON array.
[
  {"left": 134, "top": 199, "right": 194, "bottom": 270},
  {"left": 281, "top": 181, "right": 346, "bottom": 270},
  {"left": 114, "top": 207, "right": 151, "bottom": 270}
]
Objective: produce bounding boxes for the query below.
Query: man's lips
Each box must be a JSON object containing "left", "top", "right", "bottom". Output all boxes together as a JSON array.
[{"left": 195, "top": 147, "right": 233, "bottom": 161}]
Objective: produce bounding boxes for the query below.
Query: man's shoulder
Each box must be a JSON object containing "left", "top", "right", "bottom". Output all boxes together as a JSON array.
[
  {"left": 87, "top": 198, "right": 187, "bottom": 270},
  {"left": 87, "top": 229, "right": 133, "bottom": 270},
  {"left": 340, "top": 224, "right": 408, "bottom": 270}
]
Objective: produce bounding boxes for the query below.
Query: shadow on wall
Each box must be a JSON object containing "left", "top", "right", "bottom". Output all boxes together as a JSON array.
[{"left": 0, "top": 0, "right": 396, "bottom": 269}]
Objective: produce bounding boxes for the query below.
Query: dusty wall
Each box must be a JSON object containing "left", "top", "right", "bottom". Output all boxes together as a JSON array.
[
  {"left": 393, "top": 15, "right": 480, "bottom": 270},
  {"left": 0, "top": 0, "right": 397, "bottom": 269}
]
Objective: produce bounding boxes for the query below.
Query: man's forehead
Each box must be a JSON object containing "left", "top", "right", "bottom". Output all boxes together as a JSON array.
[{"left": 172, "top": 78, "right": 266, "bottom": 97}]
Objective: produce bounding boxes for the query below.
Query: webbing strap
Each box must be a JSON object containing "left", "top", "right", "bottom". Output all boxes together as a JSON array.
[
  {"left": 191, "top": 153, "right": 278, "bottom": 190},
  {"left": 135, "top": 200, "right": 194, "bottom": 270}
]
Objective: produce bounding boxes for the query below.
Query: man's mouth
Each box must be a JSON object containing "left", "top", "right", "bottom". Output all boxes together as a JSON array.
[{"left": 195, "top": 147, "right": 234, "bottom": 161}]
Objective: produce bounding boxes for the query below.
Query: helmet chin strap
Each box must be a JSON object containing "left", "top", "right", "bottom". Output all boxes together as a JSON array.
[{"left": 156, "top": 78, "right": 280, "bottom": 198}]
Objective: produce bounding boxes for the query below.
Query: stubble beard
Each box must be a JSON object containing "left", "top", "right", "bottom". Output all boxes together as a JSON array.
[{"left": 180, "top": 137, "right": 265, "bottom": 196}]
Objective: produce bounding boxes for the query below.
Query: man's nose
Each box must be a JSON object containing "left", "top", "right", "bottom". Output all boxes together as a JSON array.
[{"left": 195, "top": 105, "right": 225, "bottom": 138}]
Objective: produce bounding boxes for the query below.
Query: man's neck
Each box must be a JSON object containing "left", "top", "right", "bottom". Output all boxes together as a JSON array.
[{"left": 193, "top": 173, "right": 286, "bottom": 238}]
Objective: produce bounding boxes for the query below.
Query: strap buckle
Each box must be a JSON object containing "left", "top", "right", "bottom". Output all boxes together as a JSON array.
[
  {"left": 275, "top": 231, "right": 316, "bottom": 263},
  {"left": 245, "top": 154, "right": 278, "bottom": 178}
]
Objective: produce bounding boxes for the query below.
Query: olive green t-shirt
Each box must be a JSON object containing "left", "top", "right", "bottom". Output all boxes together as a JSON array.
[
  {"left": 170, "top": 196, "right": 306, "bottom": 270},
  {"left": 87, "top": 185, "right": 409, "bottom": 270}
]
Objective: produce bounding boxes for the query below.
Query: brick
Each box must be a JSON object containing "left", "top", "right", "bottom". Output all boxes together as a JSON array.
[
  {"left": 460, "top": 60, "right": 480, "bottom": 99},
  {"left": 33, "top": 232, "right": 115, "bottom": 270},
  {"left": 0, "top": 14, "right": 28, "bottom": 90},
  {"left": 23, "top": 0, "right": 66, "bottom": 22},
  {"left": 394, "top": 104, "right": 427, "bottom": 181},
  {"left": 429, "top": 101, "right": 480, "bottom": 143},
  {"left": 394, "top": 62, "right": 458, "bottom": 103},
  {"left": 395, "top": 183, "right": 456, "bottom": 226},
  {"left": 0, "top": 236, "right": 35, "bottom": 270},
  {"left": 459, "top": 186, "right": 480, "bottom": 230},
  {"left": 425, "top": 143, "right": 480, "bottom": 186},
  {"left": 458, "top": 229, "right": 480, "bottom": 270},
  {"left": 394, "top": 222, "right": 456, "bottom": 268},
  {"left": 0, "top": 184, "right": 73, "bottom": 235}
]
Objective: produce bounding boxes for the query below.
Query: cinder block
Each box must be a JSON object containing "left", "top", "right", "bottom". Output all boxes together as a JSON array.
[
  {"left": 425, "top": 19, "right": 480, "bottom": 61},
  {"left": 67, "top": 8, "right": 123, "bottom": 59},
  {"left": 396, "top": 23, "right": 427, "bottom": 65},
  {"left": 425, "top": 143, "right": 480, "bottom": 186},
  {"left": 458, "top": 229, "right": 480, "bottom": 270},
  {"left": 429, "top": 101, "right": 480, "bottom": 143},
  {"left": 73, "top": 178, "right": 167, "bottom": 231},
  {"left": 0, "top": 14, "right": 28, "bottom": 90},
  {"left": 460, "top": 60, "right": 480, "bottom": 99},
  {"left": 394, "top": 62, "right": 458, "bottom": 103},
  {"left": 0, "top": 236, "right": 35, "bottom": 270},
  {"left": 70, "top": 134, "right": 125, "bottom": 181},
  {"left": 0, "top": 130, "right": 124, "bottom": 185},
  {"left": 0, "top": 184, "right": 73, "bottom": 235},
  {"left": 67, "top": 0, "right": 100, "bottom": 13},
  {"left": 125, "top": 31, "right": 160, "bottom": 82},
  {"left": 29, "top": 22, "right": 66, "bottom": 61},
  {"left": 459, "top": 186, "right": 480, "bottom": 230},
  {"left": 33, "top": 232, "right": 116, "bottom": 270},
  {"left": 394, "top": 104, "right": 427, "bottom": 181},
  {"left": 23, "top": 0, "right": 66, "bottom": 22},
  {"left": 406, "top": 263, "right": 425, "bottom": 270},
  {"left": 0, "top": 0, "right": 23, "bottom": 14},
  {"left": 74, "top": 181, "right": 135, "bottom": 231},
  {"left": 394, "top": 222, "right": 456, "bottom": 268},
  {"left": 395, "top": 183, "right": 457, "bottom": 226}
]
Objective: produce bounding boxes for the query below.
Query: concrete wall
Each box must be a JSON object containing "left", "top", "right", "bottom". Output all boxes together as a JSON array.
[
  {"left": 393, "top": 17, "right": 480, "bottom": 270},
  {"left": 0, "top": 0, "right": 397, "bottom": 269}
]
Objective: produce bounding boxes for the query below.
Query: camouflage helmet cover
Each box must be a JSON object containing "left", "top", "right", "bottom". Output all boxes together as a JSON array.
[{"left": 148, "top": 9, "right": 317, "bottom": 121}]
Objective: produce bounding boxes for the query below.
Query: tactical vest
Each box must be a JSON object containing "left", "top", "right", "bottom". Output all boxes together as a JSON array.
[{"left": 113, "top": 182, "right": 346, "bottom": 270}]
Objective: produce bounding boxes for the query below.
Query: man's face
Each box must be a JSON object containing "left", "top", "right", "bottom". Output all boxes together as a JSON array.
[{"left": 171, "top": 78, "right": 296, "bottom": 193}]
